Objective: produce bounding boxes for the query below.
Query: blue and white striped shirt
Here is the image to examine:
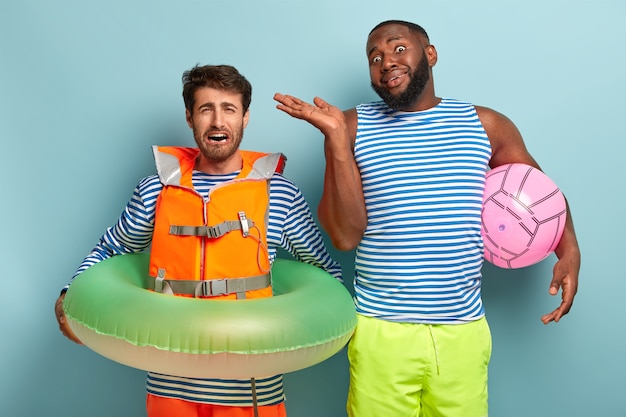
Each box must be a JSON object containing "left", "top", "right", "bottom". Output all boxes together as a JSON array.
[
  {"left": 353, "top": 98, "right": 492, "bottom": 324},
  {"left": 71, "top": 168, "right": 342, "bottom": 406}
]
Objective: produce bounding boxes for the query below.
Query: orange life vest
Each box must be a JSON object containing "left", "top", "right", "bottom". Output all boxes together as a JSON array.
[{"left": 148, "top": 146, "right": 286, "bottom": 300}]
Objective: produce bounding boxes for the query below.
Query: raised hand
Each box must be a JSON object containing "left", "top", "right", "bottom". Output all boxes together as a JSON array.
[{"left": 274, "top": 93, "right": 347, "bottom": 136}]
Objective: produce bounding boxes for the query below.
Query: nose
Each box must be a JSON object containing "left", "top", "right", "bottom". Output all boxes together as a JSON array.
[
  {"left": 381, "top": 54, "right": 397, "bottom": 71},
  {"left": 211, "top": 110, "right": 224, "bottom": 128}
]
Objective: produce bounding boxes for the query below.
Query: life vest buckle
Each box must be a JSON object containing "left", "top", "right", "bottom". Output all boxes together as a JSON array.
[
  {"left": 238, "top": 211, "right": 250, "bottom": 237},
  {"left": 147, "top": 274, "right": 271, "bottom": 297},
  {"left": 200, "top": 279, "right": 227, "bottom": 296}
]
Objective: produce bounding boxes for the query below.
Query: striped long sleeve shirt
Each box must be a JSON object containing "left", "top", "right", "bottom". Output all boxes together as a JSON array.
[{"left": 69, "top": 169, "right": 343, "bottom": 406}]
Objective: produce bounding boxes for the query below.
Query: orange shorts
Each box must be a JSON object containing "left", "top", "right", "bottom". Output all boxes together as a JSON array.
[{"left": 146, "top": 394, "right": 287, "bottom": 417}]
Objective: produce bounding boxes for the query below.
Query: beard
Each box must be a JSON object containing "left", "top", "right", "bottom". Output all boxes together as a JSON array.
[
  {"left": 371, "top": 52, "right": 430, "bottom": 111},
  {"left": 193, "top": 124, "right": 244, "bottom": 164}
]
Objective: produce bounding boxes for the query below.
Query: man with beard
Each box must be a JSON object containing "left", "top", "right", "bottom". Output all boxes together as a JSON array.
[
  {"left": 274, "top": 20, "right": 580, "bottom": 417},
  {"left": 55, "top": 64, "right": 342, "bottom": 417}
]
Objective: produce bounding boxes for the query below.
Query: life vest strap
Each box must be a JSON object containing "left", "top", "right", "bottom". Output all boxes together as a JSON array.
[
  {"left": 169, "top": 218, "right": 254, "bottom": 239},
  {"left": 147, "top": 273, "right": 271, "bottom": 297}
]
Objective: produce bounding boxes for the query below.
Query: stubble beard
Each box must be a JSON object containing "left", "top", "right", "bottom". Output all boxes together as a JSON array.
[{"left": 193, "top": 125, "right": 244, "bottom": 164}]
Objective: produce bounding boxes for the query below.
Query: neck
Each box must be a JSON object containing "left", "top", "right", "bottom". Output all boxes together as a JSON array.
[
  {"left": 194, "top": 152, "right": 243, "bottom": 175},
  {"left": 400, "top": 82, "right": 440, "bottom": 112},
  {"left": 404, "top": 95, "right": 441, "bottom": 112}
]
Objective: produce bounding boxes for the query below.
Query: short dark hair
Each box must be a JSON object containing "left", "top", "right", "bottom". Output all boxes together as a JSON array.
[
  {"left": 369, "top": 20, "right": 430, "bottom": 41},
  {"left": 182, "top": 64, "right": 252, "bottom": 113}
]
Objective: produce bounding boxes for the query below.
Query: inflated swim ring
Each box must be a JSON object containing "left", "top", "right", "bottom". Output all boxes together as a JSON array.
[{"left": 63, "top": 253, "right": 356, "bottom": 378}]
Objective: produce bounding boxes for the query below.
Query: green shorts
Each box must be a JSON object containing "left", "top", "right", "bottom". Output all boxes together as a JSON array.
[{"left": 347, "top": 315, "right": 491, "bottom": 417}]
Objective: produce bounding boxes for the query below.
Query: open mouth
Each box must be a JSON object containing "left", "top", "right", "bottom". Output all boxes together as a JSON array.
[
  {"left": 208, "top": 133, "right": 228, "bottom": 143},
  {"left": 384, "top": 73, "right": 407, "bottom": 89}
]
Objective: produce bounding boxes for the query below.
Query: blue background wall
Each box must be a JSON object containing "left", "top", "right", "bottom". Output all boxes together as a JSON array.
[{"left": 1, "top": 0, "right": 624, "bottom": 416}]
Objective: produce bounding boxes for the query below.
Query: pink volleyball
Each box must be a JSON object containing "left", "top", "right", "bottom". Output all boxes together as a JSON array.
[{"left": 481, "top": 163, "right": 567, "bottom": 269}]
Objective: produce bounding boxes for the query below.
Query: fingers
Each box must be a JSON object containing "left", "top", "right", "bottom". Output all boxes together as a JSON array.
[
  {"left": 275, "top": 93, "right": 329, "bottom": 112},
  {"left": 541, "top": 279, "right": 575, "bottom": 325},
  {"left": 541, "top": 311, "right": 556, "bottom": 325},
  {"left": 541, "top": 254, "right": 578, "bottom": 324},
  {"left": 54, "top": 294, "right": 66, "bottom": 323},
  {"left": 274, "top": 93, "right": 299, "bottom": 103},
  {"left": 541, "top": 300, "right": 572, "bottom": 324},
  {"left": 313, "top": 96, "right": 329, "bottom": 108},
  {"left": 274, "top": 93, "right": 307, "bottom": 108},
  {"left": 273, "top": 92, "right": 286, "bottom": 102},
  {"left": 55, "top": 294, "right": 83, "bottom": 344},
  {"left": 60, "top": 320, "right": 83, "bottom": 345},
  {"left": 274, "top": 93, "right": 346, "bottom": 136},
  {"left": 274, "top": 93, "right": 311, "bottom": 118}
]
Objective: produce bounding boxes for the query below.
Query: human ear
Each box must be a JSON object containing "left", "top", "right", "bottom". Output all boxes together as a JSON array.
[
  {"left": 185, "top": 109, "right": 193, "bottom": 128},
  {"left": 243, "top": 110, "right": 250, "bottom": 129},
  {"left": 425, "top": 44, "right": 438, "bottom": 67}
]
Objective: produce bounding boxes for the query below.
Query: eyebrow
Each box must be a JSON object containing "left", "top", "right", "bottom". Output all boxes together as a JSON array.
[
  {"left": 367, "top": 35, "right": 403, "bottom": 57},
  {"left": 197, "top": 101, "right": 240, "bottom": 111}
]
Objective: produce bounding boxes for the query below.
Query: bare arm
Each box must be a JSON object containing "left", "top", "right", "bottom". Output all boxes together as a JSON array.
[
  {"left": 477, "top": 106, "right": 581, "bottom": 324},
  {"left": 274, "top": 94, "right": 367, "bottom": 250}
]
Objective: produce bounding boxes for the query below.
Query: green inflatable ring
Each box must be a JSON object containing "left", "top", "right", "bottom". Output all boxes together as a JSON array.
[{"left": 63, "top": 253, "right": 356, "bottom": 378}]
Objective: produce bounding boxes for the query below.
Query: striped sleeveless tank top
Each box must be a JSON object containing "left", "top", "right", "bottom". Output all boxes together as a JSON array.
[{"left": 353, "top": 98, "right": 492, "bottom": 324}]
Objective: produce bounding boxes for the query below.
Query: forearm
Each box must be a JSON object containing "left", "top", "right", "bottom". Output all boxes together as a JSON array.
[
  {"left": 318, "top": 137, "right": 367, "bottom": 251},
  {"left": 272, "top": 94, "right": 366, "bottom": 249},
  {"left": 278, "top": 180, "right": 343, "bottom": 281},
  {"left": 540, "top": 197, "right": 580, "bottom": 323},
  {"left": 67, "top": 181, "right": 156, "bottom": 286},
  {"left": 555, "top": 200, "right": 580, "bottom": 263}
]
